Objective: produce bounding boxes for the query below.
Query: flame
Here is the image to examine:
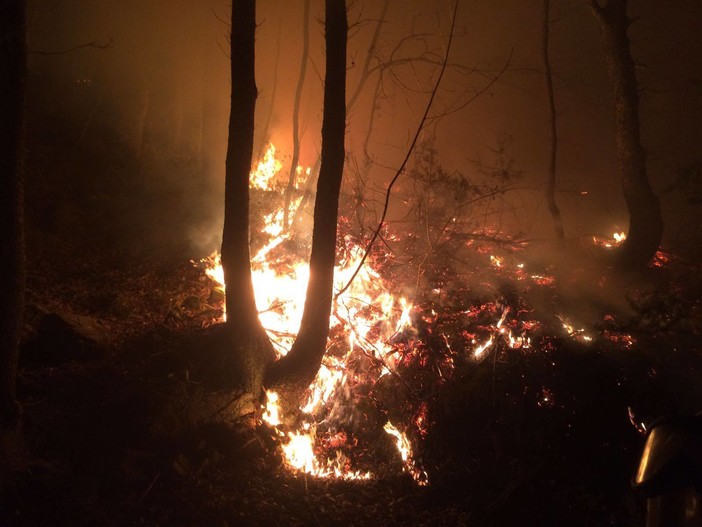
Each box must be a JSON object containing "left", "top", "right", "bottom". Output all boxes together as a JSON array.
[
  {"left": 250, "top": 144, "right": 283, "bottom": 190},
  {"left": 200, "top": 143, "right": 629, "bottom": 485},
  {"left": 206, "top": 143, "right": 420, "bottom": 481},
  {"left": 262, "top": 390, "right": 282, "bottom": 428},
  {"left": 558, "top": 315, "right": 593, "bottom": 343},
  {"left": 384, "top": 422, "right": 428, "bottom": 485},
  {"left": 473, "top": 336, "right": 494, "bottom": 359},
  {"left": 593, "top": 231, "right": 627, "bottom": 249},
  {"left": 613, "top": 231, "right": 626, "bottom": 243}
]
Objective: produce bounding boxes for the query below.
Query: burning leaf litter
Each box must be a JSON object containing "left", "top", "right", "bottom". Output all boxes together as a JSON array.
[{"left": 196, "top": 144, "right": 664, "bottom": 486}]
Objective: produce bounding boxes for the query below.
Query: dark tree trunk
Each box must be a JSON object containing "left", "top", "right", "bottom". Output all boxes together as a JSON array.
[
  {"left": 268, "top": 0, "right": 347, "bottom": 387},
  {"left": 541, "top": 0, "right": 565, "bottom": 242},
  {"left": 220, "top": 0, "right": 271, "bottom": 384},
  {"left": 588, "top": 0, "right": 663, "bottom": 269},
  {"left": 0, "top": 0, "right": 26, "bottom": 436},
  {"left": 283, "top": 0, "right": 311, "bottom": 230}
]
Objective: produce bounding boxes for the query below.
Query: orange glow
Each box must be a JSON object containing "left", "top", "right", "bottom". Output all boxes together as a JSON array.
[{"left": 208, "top": 144, "right": 418, "bottom": 481}]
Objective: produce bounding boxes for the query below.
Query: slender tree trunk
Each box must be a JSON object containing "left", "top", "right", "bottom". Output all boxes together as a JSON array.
[
  {"left": 346, "top": 0, "right": 389, "bottom": 112},
  {"left": 283, "top": 0, "right": 311, "bottom": 230},
  {"left": 291, "top": 0, "right": 387, "bottom": 231},
  {"left": 221, "top": 0, "right": 269, "bottom": 346},
  {"left": 0, "top": 0, "right": 26, "bottom": 437},
  {"left": 588, "top": 0, "right": 663, "bottom": 269},
  {"left": 134, "top": 80, "right": 151, "bottom": 162},
  {"left": 268, "top": 0, "right": 347, "bottom": 386},
  {"left": 541, "top": 0, "right": 565, "bottom": 241},
  {"left": 256, "top": 0, "right": 282, "bottom": 162}
]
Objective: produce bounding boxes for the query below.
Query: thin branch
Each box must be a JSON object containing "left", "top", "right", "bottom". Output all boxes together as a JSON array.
[
  {"left": 283, "top": 0, "right": 312, "bottom": 229},
  {"left": 29, "top": 37, "right": 113, "bottom": 55},
  {"left": 335, "top": 0, "right": 459, "bottom": 299},
  {"left": 436, "top": 50, "right": 513, "bottom": 119},
  {"left": 347, "top": 0, "right": 390, "bottom": 112}
]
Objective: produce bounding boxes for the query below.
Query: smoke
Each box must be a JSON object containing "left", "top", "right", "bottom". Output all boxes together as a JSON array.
[{"left": 23, "top": 0, "right": 702, "bottom": 262}]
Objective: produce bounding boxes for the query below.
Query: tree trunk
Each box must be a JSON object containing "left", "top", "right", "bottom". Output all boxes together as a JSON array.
[
  {"left": 0, "top": 0, "right": 26, "bottom": 437},
  {"left": 588, "top": 0, "right": 663, "bottom": 269},
  {"left": 268, "top": 0, "right": 347, "bottom": 387},
  {"left": 283, "top": 0, "right": 311, "bottom": 230},
  {"left": 256, "top": 0, "right": 282, "bottom": 161},
  {"left": 221, "top": 0, "right": 272, "bottom": 380},
  {"left": 541, "top": 0, "right": 565, "bottom": 242},
  {"left": 133, "top": 79, "right": 150, "bottom": 161}
]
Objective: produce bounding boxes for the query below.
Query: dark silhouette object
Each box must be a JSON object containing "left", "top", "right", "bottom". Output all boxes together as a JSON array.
[
  {"left": 283, "top": 0, "right": 311, "bottom": 230},
  {"left": 587, "top": 0, "right": 663, "bottom": 270},
  {"left": 634, "top": 414, "right": 702, "bottom": 527},
  {"left": 541, "top": 0, "right": 565, "bottom": 242},
  {"left": 267, "top": 0, "right": 347, "bottom": 388},
  {"left": 0, "top": 0, "right": 26, "bottom": 438},
  {"left": 220, "top": 0, "right": 272, "bottom": 388}
]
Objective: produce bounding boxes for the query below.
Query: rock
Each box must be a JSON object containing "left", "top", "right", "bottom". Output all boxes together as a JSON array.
[{"left": 21, "top": 305, "right": 109, "bottom": 367}]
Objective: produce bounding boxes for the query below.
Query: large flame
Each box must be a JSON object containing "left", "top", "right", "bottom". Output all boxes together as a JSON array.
[{"left": 205, "top": 143, "right": 423, "bottom": 482}]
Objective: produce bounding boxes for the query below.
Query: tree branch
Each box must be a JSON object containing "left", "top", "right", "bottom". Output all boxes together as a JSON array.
[
  {"left": 335, "top": 0, "right": 459, "bottom": 298},
  {"left": 29, "top": 38, "right": 113, "bottom": 56}
]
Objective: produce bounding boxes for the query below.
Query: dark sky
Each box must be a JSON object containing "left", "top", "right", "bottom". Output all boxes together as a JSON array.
[{"left": 25, "top": 0, "right": 702, "bottom": 254}]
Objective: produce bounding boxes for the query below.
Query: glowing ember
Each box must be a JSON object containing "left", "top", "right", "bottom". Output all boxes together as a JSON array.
[
  {"left": 558, "top": 315, "right": 593, "bottom": 343},
  {"left": 473, "top": 336, "right": 494, "bottom": 359},
  {"left": 198, "top": 142, "right": 643, "bottom": 486},
  {"left": 650, "top": 250, "right": 672, "bottom": 268}
]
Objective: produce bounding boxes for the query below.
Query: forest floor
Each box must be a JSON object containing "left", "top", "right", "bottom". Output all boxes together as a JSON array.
[
  {"left": 5, "top": 129, "right": 702, "bottom": 526},
  {"left": 5, "top": 225, "right": 702, "bottom": 527},
  {"left": 5, "top": 252, "right": 462, "bottom": 527}
]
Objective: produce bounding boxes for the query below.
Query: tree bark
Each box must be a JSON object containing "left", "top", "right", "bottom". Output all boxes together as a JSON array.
[
  {"left": 221, "top": 0, "right": 271, "bottom": 354},
  {"left": 0, "top": 0, "right": 26, "bottom": 436},
  {"left": 268, "top": 0, "right": 347, "bottom": 387},
  {"left": 588, "top": 0, "right": 663, "bottom": 269},
  {"left": 541, "top": 0, "right": 565, "bottom": 242}
]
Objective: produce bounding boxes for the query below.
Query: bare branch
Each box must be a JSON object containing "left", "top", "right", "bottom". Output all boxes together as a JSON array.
[
  {"left": 435, "top": 49, "right": 512, "bottom": 119},
  {"left": 29, "top": 37, "right": 113, "bottom": 56},
  {"left": 336, "top": 0, "right": 459, "bottom": 298}
]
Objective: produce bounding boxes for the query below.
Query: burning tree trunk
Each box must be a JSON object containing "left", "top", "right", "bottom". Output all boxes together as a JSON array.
[
  {"left": 0, "top": 0, "right": 26, "bottom": 439},
  {"left": 220, "top": 0, "right": 272, "bottom": 386},
  {"left": 267, "top": 0, "right": 347, "bottom": 387},
  {"left": 541, "top": 0, "right": 565, "bottom": 242},
  {"left": 587, "top": 0, "right": 663, "bottom": 270}
]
